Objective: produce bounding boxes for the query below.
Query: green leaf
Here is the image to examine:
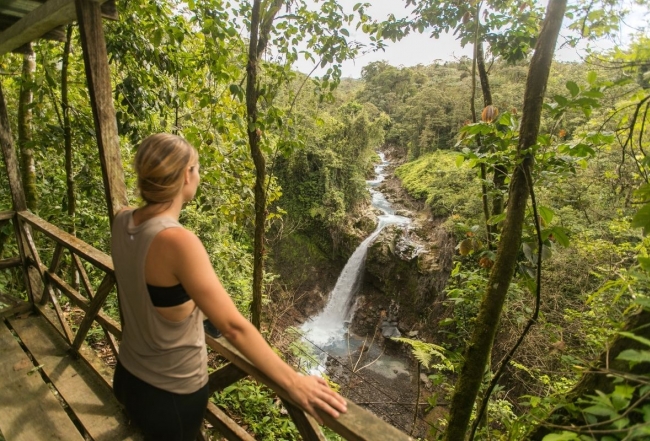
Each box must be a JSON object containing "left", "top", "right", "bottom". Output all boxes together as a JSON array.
[
  {"left": 638, "top": 257, "right": 650, "bottom": 272},
  {"left": 617, "top": 349, "right": 650, "bottom": 366},
  {"left": 542, "top": 432, "right": 580, "bottom": 441},
  {"left": 634, "top": 297, "right": 650, "bottom": 310},
  {"left": 566, "top": 81, "right": 580, "bottom": 97},
  {"left": 631, "top": 203, "right": 650, "bottom": 235},
  {"left": 549, "top": 226, "right": 570, "bottom": 247},
  {"left": 583, "top": 404, "right": 617, "bottom": 417},
  {"left": 554, "top": 95, "right": 568, "bottom": 106},
  {"left": 618, "top": 332, "right": 650, "bottom": 348},
  {"left": 455, "top": 154, "right": 465, "bottom": 167},
  {"left": 487, "top": 212, "right": 507, "bottom": 225},
  {"left": 538, "top": 206, "right": 554, "bottom": 225},
  {"left": 587, "top": 70, "right": 598, "bottom": 84}
]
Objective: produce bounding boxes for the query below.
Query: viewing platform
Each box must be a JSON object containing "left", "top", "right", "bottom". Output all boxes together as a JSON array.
[{"left": 0, "top": 211, "right": 414, "bottom": 440}]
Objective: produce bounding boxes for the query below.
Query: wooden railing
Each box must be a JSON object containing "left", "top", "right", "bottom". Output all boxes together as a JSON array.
[
  {"left": 1, "top": 210, "right": 413, "bottom": 441},
  {"left": 0, "top": 211, "right": 32, "bottom": 318}
]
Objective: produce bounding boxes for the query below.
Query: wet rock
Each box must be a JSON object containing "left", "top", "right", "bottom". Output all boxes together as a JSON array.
[{"left": 381, "top": 320, "right": 401, "bottom": 338}]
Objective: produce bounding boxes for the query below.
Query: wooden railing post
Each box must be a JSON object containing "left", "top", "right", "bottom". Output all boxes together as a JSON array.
[
  {"left": 0, "top": 85, "right": 27, "bottom": 212},
  {"left": 282, "top": 399, "right": 327, "bottom": 441},
  {"left": 0, "top": 84, "right": 42, "bottom": 306},
  {"left": 72, "top": 273, "right": 114, "bottom": 350},
  {"left": 74, "top": 0, "right": 127, "bottom": 222}
]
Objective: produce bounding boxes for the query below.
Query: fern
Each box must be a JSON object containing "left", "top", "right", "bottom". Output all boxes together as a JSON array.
[{"left": 392, "top": 337, "right": 454, "bottom": 371}]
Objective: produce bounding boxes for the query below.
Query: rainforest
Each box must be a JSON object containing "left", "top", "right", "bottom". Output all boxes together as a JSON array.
[{"left": 1, "top": 0, "right": 649, "bottom": 440}]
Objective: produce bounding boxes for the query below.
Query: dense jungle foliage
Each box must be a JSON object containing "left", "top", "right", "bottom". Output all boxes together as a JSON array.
[{"left": 1, "top": 0, "right": 650, "bottom": 439}]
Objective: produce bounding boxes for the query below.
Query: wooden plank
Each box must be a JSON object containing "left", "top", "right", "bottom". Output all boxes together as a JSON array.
[
  {"left": 0, "top": 210, "right": 15, "bottom": 221},
  {"left": 9, "top": 314, "right": 143, "bottom": 440},
  {"left": 208, "top": 362, "right": 249, "bottom": 393},
  {"left": 0, "top": 0, "right": 75, "bottom": 56},
  {"left": 283, "top": 399, "right": 327, "bottom": 441},
  {"left": 100, "top": 0, "right": 118, "bottom": 20},
  {"left": 10, "top": 212, "right": 41, "bottom": 306},
  {"left": 0, "top": 256, "right": 21, "bottom": 269},
  {"left": 0, "top": 0, "right": 116, "bottom": 56},
  {"left": 75, "top": 0, "right": 127, "bottom": 222},
  {"left": 0, "top": 301, "right": 31, "bottom": 319},
  {"left": 0, "top": 84, "right": 27, "bottom": 211},
  {"left": 18, "top": 211, "right": 114, "bottom": 273},
  {"left": 73, "top": 253, "right": 95, "bottom": 298},
  {"left": 71, "top": 254, "right": 120, "bottom": 357},
  {"left": 205, "top": 402, "right": 255, "bottom": 441},
  {"left": 44, "top": 266, "right": 122, "bottom": 339},
  {"left": 72, "top": 273, "right": 114, "bottom": 350},
  {"left": 206, "top": 336, "right": 415, "bottom": 441},
  {"left": 0, "top": 293, "right": 31, "bottom": 319},
  {"left": 40, "top": 242, "right": 63, "bottom": 305},
  {"left": 0, "top": 320, "right": 85, "bottom": 441},
  {"left": 21, "top": 222, "right": 74, "bottom": 343}
]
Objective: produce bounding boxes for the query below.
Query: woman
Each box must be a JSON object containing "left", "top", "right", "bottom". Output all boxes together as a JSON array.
[{"left": 111, "top": 133, "right": 346, "bottom": 440}]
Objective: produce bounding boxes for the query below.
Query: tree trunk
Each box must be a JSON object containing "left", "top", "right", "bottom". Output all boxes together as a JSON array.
[
  {"left": 63, "top": 25, "right": 75, "bottom": 227},
  {"left": 476, "top": 43, "right": 492, "bottom": 107},
  {"left": 18, "top": 43, "right": 37, "bottom": 211},
  {"left": 471, "top": 6, "right": 492, "bottom": 249},
  {"left": 246, "top": 0, "right": 284, "bottom": 329},
  {"left": 526, "top": 308, "right": 650, "bottom": 440},
  {"left": 62, "top": 24, "right": 79, "bottom": 289},
  {"left": 443, "top": 1, "right": 567, "bottom": 439},
  {"left": 476, "top": 43, "right": 507, "bottom": 219}
]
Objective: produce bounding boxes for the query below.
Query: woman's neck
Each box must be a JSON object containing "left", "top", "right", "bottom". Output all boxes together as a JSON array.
[{"left": 135, "top": 197, "right": 183, "bottom": 224}]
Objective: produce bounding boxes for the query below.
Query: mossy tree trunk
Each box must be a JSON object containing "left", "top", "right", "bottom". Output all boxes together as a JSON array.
[
  {"left": 246, "top": 0, "right": 284, "bottom": 329},
  {"left": 18, "top": 43, "right": 37, "bottom": 211},
  {"left": 443, "top": 1, "right": 567, "bottom": 439}
]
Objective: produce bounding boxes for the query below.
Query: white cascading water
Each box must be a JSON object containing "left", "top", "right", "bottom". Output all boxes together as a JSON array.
[{"left": 301, "top": 153, "right": 410, "bottom": 351}]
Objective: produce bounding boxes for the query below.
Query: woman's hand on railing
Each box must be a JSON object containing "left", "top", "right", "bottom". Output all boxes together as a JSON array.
[{"left": 288, "top": 374, "right": 347, "bottom": 424}]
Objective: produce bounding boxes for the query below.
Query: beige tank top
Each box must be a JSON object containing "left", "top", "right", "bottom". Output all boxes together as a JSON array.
[{"left": 111, "top": 209, "right": 208, "bottom": 394}]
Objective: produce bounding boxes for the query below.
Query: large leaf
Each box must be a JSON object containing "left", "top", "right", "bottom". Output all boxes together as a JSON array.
[
  {"left": 631, "top": 203, "right": 650, "bottom": 235},
  {"left": 538, "top": 206, "right": 554, "bottom": 225},
  {"left": 566, "top": 80, "right": 580, "bottom": 97},
  {"left": 616, "top": 349, "right": 650, "bottom": 367},
  {"left": 618, "top": 332, "right": 650, "bottom": 348}
]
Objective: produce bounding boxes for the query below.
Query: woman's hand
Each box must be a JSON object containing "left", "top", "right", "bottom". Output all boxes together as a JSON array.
[{"left": 288, "top": 374, "right": 348, "bottom": 424}]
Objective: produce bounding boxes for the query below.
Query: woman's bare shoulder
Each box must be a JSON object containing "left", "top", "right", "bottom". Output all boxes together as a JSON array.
[{"left": 155, "top": 226, "right": 203, "bottom": 251}]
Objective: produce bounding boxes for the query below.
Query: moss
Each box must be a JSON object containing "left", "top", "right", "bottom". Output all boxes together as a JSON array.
[{"left": 395, "top": 150, "right": 483, "bottom": 221}]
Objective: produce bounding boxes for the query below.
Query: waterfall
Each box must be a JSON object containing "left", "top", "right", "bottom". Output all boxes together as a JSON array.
[{"left": 301, "top": 153, "right": 410, "bottom": 348}]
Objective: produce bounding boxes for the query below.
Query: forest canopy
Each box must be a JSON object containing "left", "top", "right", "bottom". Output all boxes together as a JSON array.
[{"left": 1, "top": 0, "right": 650, "bottom": 440}]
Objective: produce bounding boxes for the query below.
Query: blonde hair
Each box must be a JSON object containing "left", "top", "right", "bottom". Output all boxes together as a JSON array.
[{"left": 134, "top": 133, "right": 198, "bottom": 204}]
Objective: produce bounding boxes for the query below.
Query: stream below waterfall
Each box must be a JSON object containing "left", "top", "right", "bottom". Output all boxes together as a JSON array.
[{"left": 300, "top": 153, "right": 413, "bottom": 380}]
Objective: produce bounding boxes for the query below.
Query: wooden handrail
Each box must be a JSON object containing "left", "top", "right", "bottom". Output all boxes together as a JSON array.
[
  {"left": 206, "top": 336, "right": 414, "bottom": 441},
  {"left": 0, "top": 256, "right": 21, "bottom": 270},
  {"left": 18, "top": 211, "right": 114, "bottom": 273},
  {"left": 0, "top": 210, "right": 15, "bottom": 221}
]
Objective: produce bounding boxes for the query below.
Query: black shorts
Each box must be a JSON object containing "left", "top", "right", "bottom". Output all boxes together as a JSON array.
[{"left": 113, "top": 360, "right": 210, "bottom": 441}]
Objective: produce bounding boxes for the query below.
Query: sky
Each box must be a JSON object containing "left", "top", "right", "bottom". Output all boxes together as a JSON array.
[{"left": 292, "top": 0, "right": 647, "bottom": 79}]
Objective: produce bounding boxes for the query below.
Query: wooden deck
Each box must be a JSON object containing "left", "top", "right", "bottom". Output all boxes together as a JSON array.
[{"left": 0, "top": 311, "right": 141, "bottom": 441}]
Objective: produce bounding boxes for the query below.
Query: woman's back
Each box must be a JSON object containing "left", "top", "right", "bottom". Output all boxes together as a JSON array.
[{"left": 111, "top": 209, "right": 208, "bottom": 394}]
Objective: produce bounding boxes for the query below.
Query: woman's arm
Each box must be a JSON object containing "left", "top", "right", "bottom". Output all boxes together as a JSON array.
[{"left": 162, "top": 227, "right": 347, "bottom": 423}]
